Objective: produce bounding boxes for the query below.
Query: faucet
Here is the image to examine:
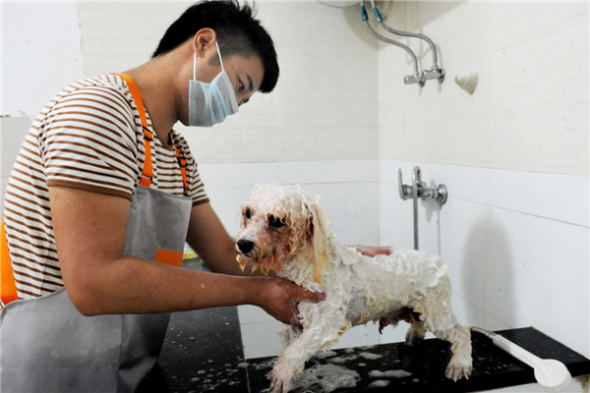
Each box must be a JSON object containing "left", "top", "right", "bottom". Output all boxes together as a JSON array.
[
  {"left": 398, "top": 167, "right": 448, "bottom": 204},
  {"left": 398, "top": 167, "right": 448, "bottom": 250}
]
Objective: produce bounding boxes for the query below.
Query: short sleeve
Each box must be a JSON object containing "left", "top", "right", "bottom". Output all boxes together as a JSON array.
[{"left": 42, "top": 84, "right": 140, "bottom": 200}]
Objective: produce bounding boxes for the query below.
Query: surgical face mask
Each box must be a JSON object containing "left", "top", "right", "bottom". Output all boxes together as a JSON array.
[{"left": 188, "top": 42, "right": 239, "bottom": 127}]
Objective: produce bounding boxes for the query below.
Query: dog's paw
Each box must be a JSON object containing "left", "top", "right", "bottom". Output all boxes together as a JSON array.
[
  {"left": 267, "top": 361, "right": 295, "bottom": 393},
  {"left": 268, "top": 372, "right": 291, "bottom": 393},
  {"left": 445, "top": 357, "right": 472, "bottom": 382}
]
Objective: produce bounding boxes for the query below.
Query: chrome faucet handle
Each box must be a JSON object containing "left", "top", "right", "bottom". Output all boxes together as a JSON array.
[
  {"left": 400, "top": 167, "right": 448, "bottom": 205},
  {"left": 421, "top": 68, "right": 445, "bottom": 83},
  {"left": 398, "top": 169, "right": 412, "bottom": 200},
  {"left": 404, "top": 73, "right": 425, "bottom": 87}
]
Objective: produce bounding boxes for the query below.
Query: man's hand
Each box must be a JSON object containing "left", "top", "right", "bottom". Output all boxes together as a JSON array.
[
  {"left": 355, "top": 245, "right": 392, "bottom": 257},
  {"left": 253, "top": 277, "right": 325, "bottom": 326}
]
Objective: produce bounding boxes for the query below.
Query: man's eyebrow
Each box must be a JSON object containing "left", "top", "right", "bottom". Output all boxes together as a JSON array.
[{"left": 247, "top": 74, "right": 254, "bottom": 92}]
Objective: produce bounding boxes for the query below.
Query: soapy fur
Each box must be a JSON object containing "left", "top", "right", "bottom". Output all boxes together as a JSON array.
[{"left": 235, "top": 184, "right": 473, "bottom": 392}]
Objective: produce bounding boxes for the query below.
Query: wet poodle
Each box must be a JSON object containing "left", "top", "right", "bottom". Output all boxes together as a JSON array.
[{"left": 235, "top": 184, "right": 472, "bottom": 392}]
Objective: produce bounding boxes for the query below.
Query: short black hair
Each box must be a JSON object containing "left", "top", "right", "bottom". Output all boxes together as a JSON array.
[{"left": 153, "top": 0, "right": 279, "bottom": 93}]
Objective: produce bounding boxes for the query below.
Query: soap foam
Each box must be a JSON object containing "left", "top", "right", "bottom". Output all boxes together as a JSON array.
[
  {"left": 290, "top": 363, "right": 360, "bottom": 393},
  {"left": 367, "top": 380, "right": 391, "bottom": 388},
  {"left": 359, "top": 352, "right": 383, "bottom": 360}
]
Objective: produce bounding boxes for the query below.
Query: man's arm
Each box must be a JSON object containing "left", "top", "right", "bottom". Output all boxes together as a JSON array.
[
  {"left": 50, "top": 187, "right": 321, "bottom": 324},
  {"left": 185, "top": 202, "right": 245, "bottom": 276}
]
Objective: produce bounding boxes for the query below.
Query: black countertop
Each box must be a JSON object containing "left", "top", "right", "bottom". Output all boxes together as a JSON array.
[
  {"left": 139, "top": 259, "right": 590, "bottom": 392},
  {"left": 245, "top": 327, "right": 590, "bottom": 393}
]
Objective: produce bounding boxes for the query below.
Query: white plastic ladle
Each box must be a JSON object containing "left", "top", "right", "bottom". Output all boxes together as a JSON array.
[{"left": 471, "top": 327, "right": 572, "bottom": 392}]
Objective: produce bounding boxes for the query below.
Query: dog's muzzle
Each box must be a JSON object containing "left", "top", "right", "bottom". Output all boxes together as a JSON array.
[{"left": 237, "top": 238, "right": 256, "bottom": 255}]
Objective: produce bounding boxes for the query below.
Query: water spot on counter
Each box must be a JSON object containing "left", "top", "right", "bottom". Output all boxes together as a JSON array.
[
  {"left": 251, "top": 359, "right": 275, "bottom": 371},
  {"left": 190, "top": 377, "right": 199, "bottom": 382},
  {"left": 327, "top": 355, "right": 358, "bottom": 364},
  {"left": 237, "top": 362, "right": 249, "bottom": 368},
  {"left": 369, "top": 369, "right": 412, "bottom": 378},
  {"left": 367, "top": 380, "right": 391, "bottom": 388}
]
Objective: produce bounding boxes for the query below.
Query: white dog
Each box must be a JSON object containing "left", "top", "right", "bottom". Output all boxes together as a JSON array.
[{"left": 235, "top": 184, "right": 472, "bottom": 392}]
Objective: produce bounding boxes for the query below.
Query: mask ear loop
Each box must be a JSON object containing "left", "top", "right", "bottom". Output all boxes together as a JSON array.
[
  {"left": 215, "top": 41, "right": 225, "bottom": 72},
  {"left": 193, "top": 41, "right": 225, "bottom": 81},
  {"left": 193, "top": 52, "right": 197, "bottom": 81}
]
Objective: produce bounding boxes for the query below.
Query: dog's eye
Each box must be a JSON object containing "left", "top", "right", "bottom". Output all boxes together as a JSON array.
[
  {"left": 244, "top": 208, "right": 252, "bottom": 220},
  {"left": 268, "top": 215, "right": 285, "bottom": 229}
]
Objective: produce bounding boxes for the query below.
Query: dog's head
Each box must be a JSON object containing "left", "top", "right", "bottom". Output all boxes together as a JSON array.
[{"left": 235, "top": 184, "right": 330, "bottom": 283}]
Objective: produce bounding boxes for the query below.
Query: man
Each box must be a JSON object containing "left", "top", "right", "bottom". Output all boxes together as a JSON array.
[{"left": 0, "top": 2, "right": 323, "bottom": 391}]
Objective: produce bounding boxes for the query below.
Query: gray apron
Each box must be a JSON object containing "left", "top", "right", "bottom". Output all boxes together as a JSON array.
[{"left": 0, "top": 73, "right": 193, "bottom": 393}]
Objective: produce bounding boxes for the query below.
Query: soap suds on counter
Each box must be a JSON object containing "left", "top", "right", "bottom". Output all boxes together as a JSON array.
[{"left": 289, "top": 363, "right": 360, "bottom": 393}]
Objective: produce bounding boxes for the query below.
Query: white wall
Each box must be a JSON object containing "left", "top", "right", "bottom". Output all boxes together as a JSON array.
[
  {"left": 378, "top": 1, "right": 589, "bottom": 177},
  {"left": 376, "top": 0, "right": 589, "bottom": 363}
]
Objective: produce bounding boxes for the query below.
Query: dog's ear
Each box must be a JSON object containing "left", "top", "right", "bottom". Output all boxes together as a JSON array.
[{"left": 304, "top": 200, "right": 330, "bottom": 284}]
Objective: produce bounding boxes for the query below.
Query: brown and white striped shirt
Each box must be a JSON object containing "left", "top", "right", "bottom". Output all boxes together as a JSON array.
[{"left": 3, "top": 74, "right": 209, "bottom": 300}]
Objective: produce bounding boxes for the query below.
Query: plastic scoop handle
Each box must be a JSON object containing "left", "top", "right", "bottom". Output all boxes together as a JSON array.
[{"left": 472, "top": 327, "right": 572, "bottom": 392}]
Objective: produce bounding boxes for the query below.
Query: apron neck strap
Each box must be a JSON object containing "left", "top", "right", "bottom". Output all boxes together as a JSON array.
[{"left": 116, "top": 73, "right": 187, "bottom": 194}]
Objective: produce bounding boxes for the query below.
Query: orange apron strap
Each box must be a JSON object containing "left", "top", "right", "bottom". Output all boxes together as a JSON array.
[
  {"left": 1, "top": 217, "right": 19, "bottom": 307},
  {"left": 117, "top": 73, "right": 153, "bottom": 187},
  {"left": 175, "top": 146, "right": 188, "bottom": 194},
  {"left": 117, "top": 73, "right": 187, "bottom": 193}
]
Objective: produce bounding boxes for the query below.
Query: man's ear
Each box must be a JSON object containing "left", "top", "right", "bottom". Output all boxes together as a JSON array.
[{"left": 192, "top": 28, "right": 217, "bottom": 58}]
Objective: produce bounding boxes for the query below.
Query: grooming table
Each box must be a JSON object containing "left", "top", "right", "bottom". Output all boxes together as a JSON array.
[{"left": 139, "top": 259, "right": 590, "bottom": 392}]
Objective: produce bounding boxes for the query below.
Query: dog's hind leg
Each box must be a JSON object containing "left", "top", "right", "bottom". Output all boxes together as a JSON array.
[
  {"left": 432, "top": 322, "right": 472, "bottom": 381},
  {"left": 405, "top": 316, "right": 427, "bottom": 345},
  {"left": 378, "top": 308, "right": 427, "bottom": 345},
  {"left": 414, "top": 278, "right": 473, "bottom": 381}
]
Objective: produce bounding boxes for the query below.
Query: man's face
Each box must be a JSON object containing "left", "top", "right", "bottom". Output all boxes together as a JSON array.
[
  {"left": 218, "top": 53, "right": 264, "bottom": 107},
  {"left": 178, "top": 50, "right": 264, "bottom": 126}
]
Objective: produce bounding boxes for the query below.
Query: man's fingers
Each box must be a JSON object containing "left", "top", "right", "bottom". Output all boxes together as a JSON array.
[
  {"left": 299, "top": 289, "right": 326, "bottom": 303},
  {"left": 355, "top": 245, "right": 392, "bottom": 257}
]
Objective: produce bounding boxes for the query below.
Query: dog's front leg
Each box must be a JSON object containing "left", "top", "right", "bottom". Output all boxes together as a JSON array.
[{"left": 269, "top": 319, "right": 350, "bottom": 392}]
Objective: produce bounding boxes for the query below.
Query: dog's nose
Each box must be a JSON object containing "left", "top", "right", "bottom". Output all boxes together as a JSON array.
[{"left": 237, "top": 238, "right": 255, "bottom": 254}]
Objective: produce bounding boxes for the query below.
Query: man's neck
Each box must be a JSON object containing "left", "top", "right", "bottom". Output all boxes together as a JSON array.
[{"left": 123, "top": 52, "right": 183, "bottom": 148}]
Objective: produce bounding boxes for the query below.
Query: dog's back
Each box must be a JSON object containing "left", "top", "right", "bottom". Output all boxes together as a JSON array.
[{"left": 324, "top": 243, "right": 450, "bottom": 327}]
